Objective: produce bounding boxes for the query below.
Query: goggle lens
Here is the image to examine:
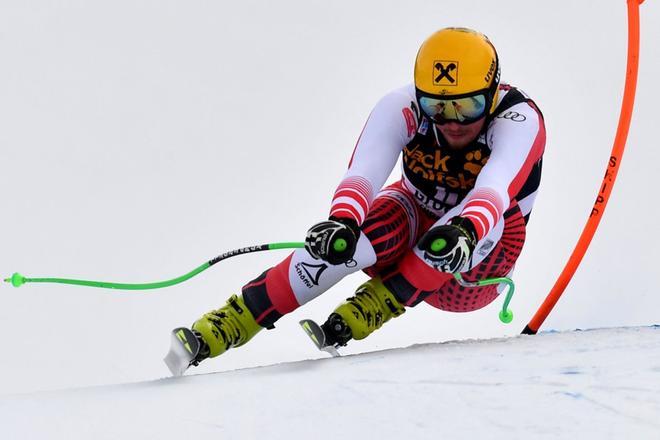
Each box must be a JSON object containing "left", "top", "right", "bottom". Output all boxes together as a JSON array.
[{"left": 419, "top": 94, "right": 487, "bottom": 124}]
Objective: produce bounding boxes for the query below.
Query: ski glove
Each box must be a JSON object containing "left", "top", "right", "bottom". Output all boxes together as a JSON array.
[
  {"left": 305, "top": 217, "right": 360, "bottom": 265},
  {"left": 417, "top": 216, "right": 478, "bottom": 273}
]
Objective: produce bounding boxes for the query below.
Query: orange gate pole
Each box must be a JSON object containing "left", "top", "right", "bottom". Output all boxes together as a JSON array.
[{"left": 522, "top": 0, "right": 645, "bottom": 335}]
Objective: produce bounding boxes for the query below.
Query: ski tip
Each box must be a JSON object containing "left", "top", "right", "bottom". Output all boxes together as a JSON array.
[
  {"left": 164, "top": 327, "right": 199, "bottom": 377},
  {"left": 298, "top": 319, "right": 342, "bottom": 358},
  {"left": 164, "top": 353, "right": 188, "bottom": 377},
  {"left": 298, "top": 319, "right": 314, "bottom": 329},
  {"left": 299, "top": 319, "right": 324, "bottom": 347},
  {"left": 299, "top": 319, "right": 343, "bottom": 358}
]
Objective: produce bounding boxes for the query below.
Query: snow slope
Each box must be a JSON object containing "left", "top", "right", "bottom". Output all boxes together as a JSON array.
[{"left": 2, "top": 326, "right": 659, "bottom": 440}]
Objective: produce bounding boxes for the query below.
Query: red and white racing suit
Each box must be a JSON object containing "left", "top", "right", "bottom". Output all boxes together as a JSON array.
[{"left": 240, "top": 83, "right": 546, "bottom": 328}]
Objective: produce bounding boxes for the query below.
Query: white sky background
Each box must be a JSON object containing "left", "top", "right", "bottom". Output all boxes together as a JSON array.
[{"left": 0, "top": 0, "right": 658, "bottom": 395}]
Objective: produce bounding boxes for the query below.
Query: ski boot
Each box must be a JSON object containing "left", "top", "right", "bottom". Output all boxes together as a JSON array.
[
  {"left": 191, "top": 294, "right": 263, "bottom": 361},
  {"left": 321, "top": 277, "right": 406, "bottom": 349},
  {"left": 165, "top": 294, "right": 262, "bottom": 376}
]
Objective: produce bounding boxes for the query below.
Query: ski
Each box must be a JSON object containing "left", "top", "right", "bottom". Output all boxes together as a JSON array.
[
  {"left": 299, "top": 319, "right": 341, "bottom": 357},
  {"left": 164, "top": 327, "right": 201, "bottom": 377}
]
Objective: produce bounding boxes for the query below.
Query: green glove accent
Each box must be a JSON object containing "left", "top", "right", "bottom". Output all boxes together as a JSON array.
[
  {"left": 430, "top": 238, "right": 447, "bottom": 253},
  {"left": 333, "top": 238, "right": 348, "bottom": 253}
]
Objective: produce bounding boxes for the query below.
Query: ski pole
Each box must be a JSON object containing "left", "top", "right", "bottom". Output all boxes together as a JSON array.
[
  {"left": 4, "top": 242, "right": 305, "bottom": 290},
  {"left": 429, "top": 238, "right": 516, "bottom": 324},
  {"left": 5, "top": 237, "right": 515, "bottom": 323},
  {"left": 454, "top": 274, "right": 515, "bottom": 324}
]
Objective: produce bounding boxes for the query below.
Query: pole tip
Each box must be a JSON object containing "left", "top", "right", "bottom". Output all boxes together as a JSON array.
[
  {"left": 5, "top": 273, "right": 26, "bottom": 288},
  {"left": 521, "top": 324, "right": 537, "bottom": 335},
  {"left": 499, "top": 309, "right": 514, "bottom": 324}
]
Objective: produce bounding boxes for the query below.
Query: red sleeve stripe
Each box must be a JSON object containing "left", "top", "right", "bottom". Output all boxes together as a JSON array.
[
  {"left": 508, "top": 105, "right": 546, "bottom": 198},
  {"left": 463, "top": 210, "right": 492, "bottom": 240},
  {"left": 463, "top": 206, "right": 496, "bottom": 232},
  {"left": 333, "top": 188, "right": 369, "bottom": 213},
  {"left": 336, "top": 176, "right": 374, "bottom": 201},
  {"left": 463, "top": 213, "right": 487, "bottom": 239},
  {"left": 461, "top": 189, "right": 504, "bottom": 239},
  {"left": 331, "top": 199, "right": 365, "bottom": 221},
  {"left": 462, "top": 200, "right": 499, "bottom": 232},
  {"left": 330, "top": 176, "right": 374, "bottom": 224},
  {"left": 463, "top": 190, "right": 503, "bottom": 217},
  {"left": 469, "top": 187, "right": 504, "bottom": 208},
  {"left": 330, "top": 203, "right": 363, "bottom": 224}
]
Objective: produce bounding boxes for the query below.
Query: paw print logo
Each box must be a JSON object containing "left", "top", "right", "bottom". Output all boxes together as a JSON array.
[{"left": 464, "top": 150, "right": 489, "bottom": 175}]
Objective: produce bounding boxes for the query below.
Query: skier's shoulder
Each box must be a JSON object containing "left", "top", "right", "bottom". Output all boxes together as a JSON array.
[
  {"left": 367, "top": 84, "right": 421, "bottom": 139},
  {"left": 492, "top": 83, "right": 543, "bottom": 120},
  {"left": 384, "top": 83, "right": 417, "bottom": 101},
  {"left": 485, "top": 82, "right": 546, "bottom": 156},
  {"left": 485, "top": 83, "right": 545, "bottom": 144},
  {"left": 372, "top": 83, "right": 418, "bottom": 113}
]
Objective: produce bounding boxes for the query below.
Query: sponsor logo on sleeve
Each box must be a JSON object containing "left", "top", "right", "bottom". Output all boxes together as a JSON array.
[
  {"left": 497, "top": 111, "right": 526, "bottom": 122},
  {"left": 402, "top": 107, "right": 417, "bottom": 138},
  {"left": 476, "top": 238, "right": 495, "bottom": 256},
  {"left": 419, "top": 117, "right": 429, "bottom": 135},
  {"left": 295, "top": 262, "right": 328, "bottom": 288}
]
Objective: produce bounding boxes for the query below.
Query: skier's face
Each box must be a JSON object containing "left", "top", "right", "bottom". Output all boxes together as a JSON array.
[{"left": 436, "top": 117, "right": 486, "bottom": 149}]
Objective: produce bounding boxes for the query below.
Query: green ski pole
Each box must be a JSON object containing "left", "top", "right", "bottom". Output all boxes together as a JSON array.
[
  {"left": 4, "top": 242, "right": 305, "bottom": 291},
  {"left": 5, "top": 237, "right": 515, "bottom": 324},
  {"left": 428, "top": 238, "right": 516, "bottom": 324}
]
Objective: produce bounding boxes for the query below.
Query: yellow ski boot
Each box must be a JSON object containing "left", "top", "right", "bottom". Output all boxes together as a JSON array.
[
  {"left": 191, "top": 294, "right": 263, "bottom": 363},
  {"left": 322, "top": 277, "right": 406, "bottom": 347}
]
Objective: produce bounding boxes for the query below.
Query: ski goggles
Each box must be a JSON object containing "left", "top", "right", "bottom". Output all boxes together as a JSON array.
[{"left": 417, "top": 93, "right": 488, "bottom": 125}]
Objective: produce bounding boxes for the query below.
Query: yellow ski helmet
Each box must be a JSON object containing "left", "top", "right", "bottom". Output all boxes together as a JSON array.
[{"left": 414, "top": 27, "right": 500, "bottom": 124}]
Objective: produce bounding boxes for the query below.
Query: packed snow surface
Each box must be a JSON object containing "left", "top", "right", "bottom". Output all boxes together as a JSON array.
[{"left": 2, "top": 326, "right": 659, "bottom": 439}]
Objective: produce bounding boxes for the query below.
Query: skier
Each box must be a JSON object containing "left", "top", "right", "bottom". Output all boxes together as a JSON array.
[{"left": 179, "top": 27, "right": 545, "bottom": 367}]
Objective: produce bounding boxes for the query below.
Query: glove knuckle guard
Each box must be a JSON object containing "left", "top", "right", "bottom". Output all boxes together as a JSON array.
[
  {"left": 305, "top": 219, "right": 359, "bottom": 265},
  {"left": 418, "top": 218, "right": 476, "bottom": 273}
]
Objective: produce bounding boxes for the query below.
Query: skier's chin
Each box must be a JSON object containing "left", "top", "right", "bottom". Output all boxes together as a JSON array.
[
  {"left": 437, "top": 118, "right": 485, "bottom": 149},
  {"left": 443, "top": 133, "right": 478, "bottom": 149}
]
